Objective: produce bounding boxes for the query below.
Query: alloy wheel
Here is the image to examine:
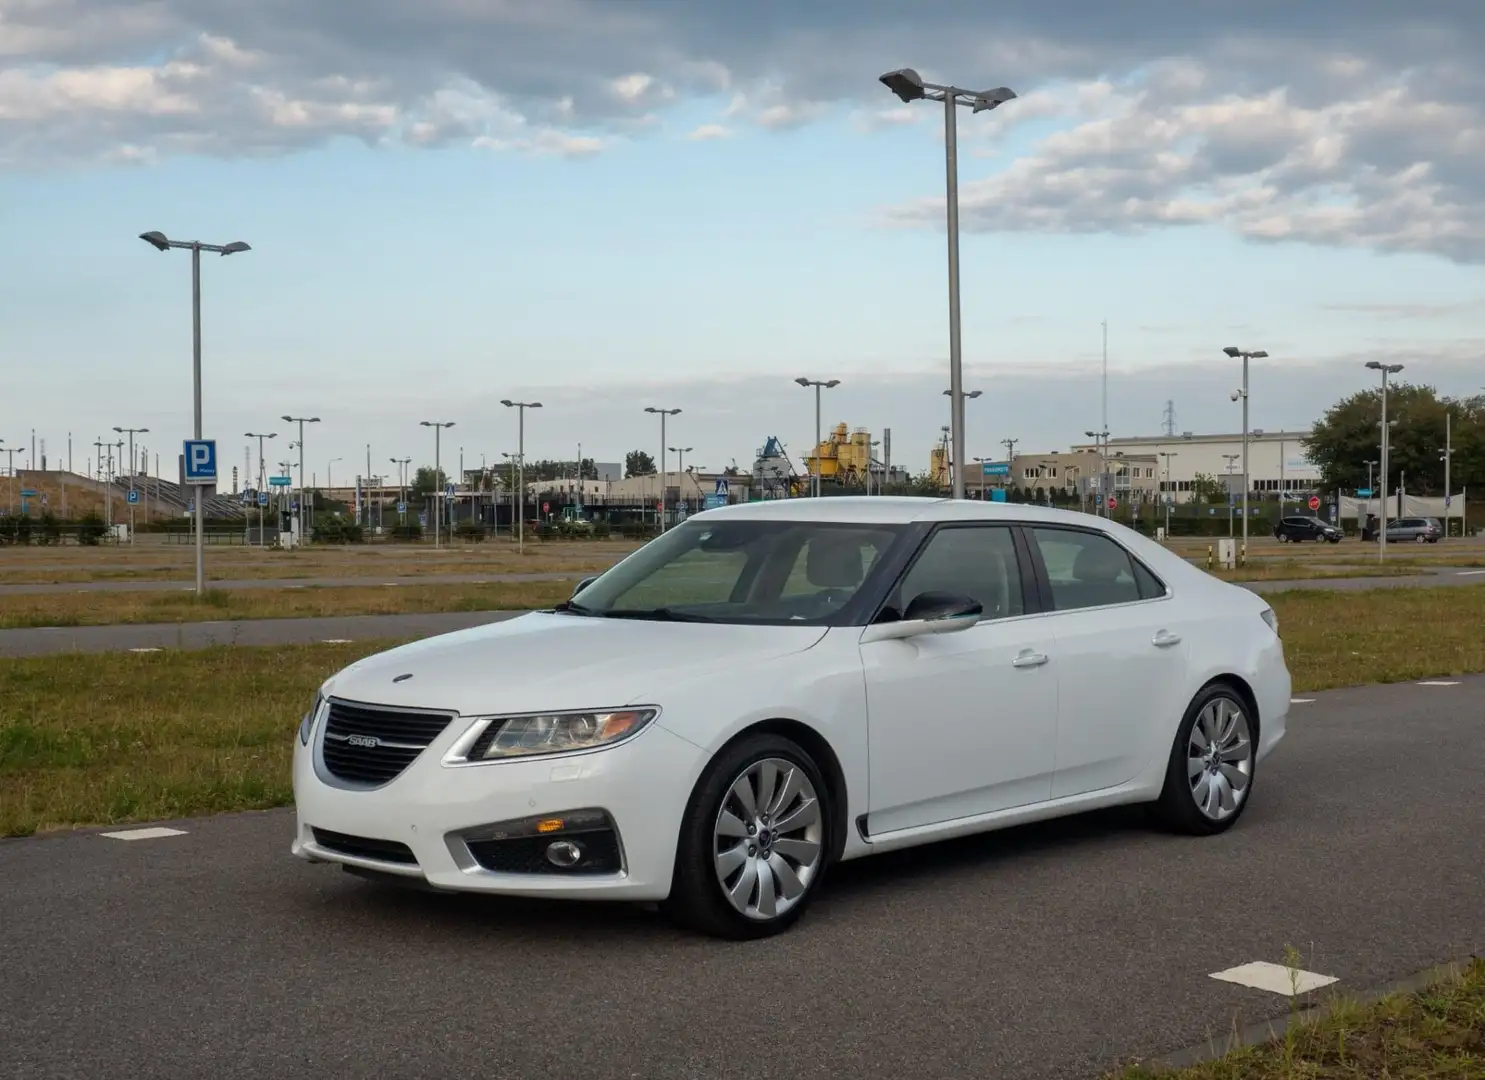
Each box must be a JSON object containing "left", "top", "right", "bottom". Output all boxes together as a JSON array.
[
  {"left": 712, "top": 757, "right": 824, "bottom": 920},
  {"left": 1187, "top": 697, "right": 1253, "bottom": 822}
]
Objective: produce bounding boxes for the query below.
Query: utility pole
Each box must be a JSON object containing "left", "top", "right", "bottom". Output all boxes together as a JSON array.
[
  {"left": 1101, "top": 320, "right": 1109, "bottom": 512},
  {"left": 419, "top": 420, "right": 456, "bottom": 548},
  {"left": 1441, "top": 410, "right": 1452, "bottom": 539},
  {"left": 92, "top": 438, "right": 110, "bottom": 527},
  {"left": 281, "top": 415, "right": 320, "bottom": 543},
  {"left": 245, "top": 431, "right": 277, "bottom": 547},
  {"left": 1365, "top": 361, "right": 1404, "bottom": 562},
  {"left": 502, "top": 400, "right": 542, "bottom": 550},
  {"left": 1223, "top": 346, "right": 1268, "bottom": 563},
  {"left": 112, "top": 425, "right": 149, "bottom": 543},
  {"left": 793, "top": 380, "right": 838, "bottom": 498},
  {"left": 1159, "top": 451, "right": 1178, "bottom": 539}
]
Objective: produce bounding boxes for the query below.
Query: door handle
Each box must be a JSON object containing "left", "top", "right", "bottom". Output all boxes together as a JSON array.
[
  {"left": 1012, "top": 651, "right": 1048, "bottom": 668},
  {"left": 1152, "top": 630, "right": 1182, "bottom": 647}
]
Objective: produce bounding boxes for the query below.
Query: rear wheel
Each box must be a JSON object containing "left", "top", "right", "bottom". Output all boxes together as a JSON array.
[
  {"left": 1152, "top": 683, "right": 1256, "bottom": 836},
  {"left": 661, "top": 733, "right": 831, "bottom": 939}
]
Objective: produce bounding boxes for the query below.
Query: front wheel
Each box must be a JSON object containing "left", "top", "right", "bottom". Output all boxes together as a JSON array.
[
  {"left": 662, "top": 733, "right": 832, "bottom": 939},
  {"left": 1152, "top": 683, "right": 1257, "bottom": 836}
]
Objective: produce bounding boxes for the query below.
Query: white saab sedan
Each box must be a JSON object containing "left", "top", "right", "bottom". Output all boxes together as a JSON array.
[{"left": 292, "top": 497, "right": 1289, "bottom": 938}]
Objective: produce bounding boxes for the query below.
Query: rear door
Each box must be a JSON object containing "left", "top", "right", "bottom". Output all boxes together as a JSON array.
[{"left": 1022, "top": 525, "right": 1192, "bottom": 799}]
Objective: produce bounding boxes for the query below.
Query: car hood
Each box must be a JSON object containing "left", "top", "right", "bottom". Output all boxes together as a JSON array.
[{"left": 321, "top": 611, "right": 831, "bottom": 715}]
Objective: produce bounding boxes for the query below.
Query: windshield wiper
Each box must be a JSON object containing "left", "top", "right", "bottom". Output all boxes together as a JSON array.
[
  {"left": 552, "top": 600, "right": 599, "bottom": 616},
  {"left": 602, "top": 607, "right": 717, "bottom": 623}
]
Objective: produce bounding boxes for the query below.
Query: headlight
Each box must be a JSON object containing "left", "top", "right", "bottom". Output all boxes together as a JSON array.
[
  {"left": 1259, "top": 607, "right": 1279, "bottom": 636},
  {"left": 455, "top": 708, "right": 658, "bottom": 762},
  {"left": 299, "top": 691, "right": 325, "bottom": 746}
]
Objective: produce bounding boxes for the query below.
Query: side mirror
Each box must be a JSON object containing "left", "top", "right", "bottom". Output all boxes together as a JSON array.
[
  {"left": 861, "top": 590, "right": 982, "bottom": 643},
  {"left": 573, "top": 576, "right": 597, "bottom": 596}
]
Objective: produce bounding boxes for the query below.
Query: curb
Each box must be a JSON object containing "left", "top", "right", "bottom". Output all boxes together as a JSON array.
[{"left": 1140, "top": 955, "right": 1479, "bottom": 1072}]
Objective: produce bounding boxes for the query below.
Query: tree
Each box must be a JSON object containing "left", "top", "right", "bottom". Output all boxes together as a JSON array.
[
  {"left": 1189, "top": 472, "right": 1225, "bottom": 503},
  {"left": 411, "top": 466, "right": 448, "bottom": 495},
  {"left": 1304, "top": 383, "right": 1484, "bottom": 495},
  {"left": 625, "top": 450, "right": 656, "bottom": 478}
]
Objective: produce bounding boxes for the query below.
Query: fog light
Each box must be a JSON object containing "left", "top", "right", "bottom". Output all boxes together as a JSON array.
[{"left": 545, "top": 840, "right": 583, "bottom": 868}]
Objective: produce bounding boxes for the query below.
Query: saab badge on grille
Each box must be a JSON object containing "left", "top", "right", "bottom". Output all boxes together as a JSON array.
[{"left": 347, "top": 734, "right": 380, "bottom": 748}]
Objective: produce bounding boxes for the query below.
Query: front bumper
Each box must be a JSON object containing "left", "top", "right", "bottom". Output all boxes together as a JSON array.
[{"left": 291, "top": 715, "right": 707, "bottom": 902}]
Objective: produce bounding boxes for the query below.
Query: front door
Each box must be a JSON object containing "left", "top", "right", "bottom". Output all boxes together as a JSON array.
[
  {"left": 862, "top": 524, "right": 1058, "bottom": 836},
  {"left": 1023, "top": 525, "right": 1192, "bottom": 799}
]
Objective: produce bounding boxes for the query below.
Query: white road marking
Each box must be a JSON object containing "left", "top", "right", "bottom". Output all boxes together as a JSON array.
[
  {"left": 1209, "top": 961, "right": 1338, "bottom": 996},
  {"left": 381, "top": 582, "right": 400, "bottom": 587},
  {"left": 100, "top": 826, "right": 187, "bottom": 841},
  {"left": 322, "top": 638, "right": 353, "bottom": 644},
  {"left": 1418, "top": 680, "right": 1460, "bottom": 686},
  {"left": 1290, "top": 698, "right": 1315, "bottom": 704},
  {"left": 128, "top": 647, "right": 162, "bottom": 653},
  {"left": 1455, "top": 569, "right": 1485, "bottom": 577}
]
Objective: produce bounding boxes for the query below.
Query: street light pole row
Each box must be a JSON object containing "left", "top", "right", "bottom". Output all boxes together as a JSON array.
[{"left": 644, "top": 406, "right": 680, "bottom": 528}]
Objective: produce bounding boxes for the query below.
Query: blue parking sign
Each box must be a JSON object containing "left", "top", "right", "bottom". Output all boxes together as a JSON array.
[
  {"left": 183, "top": 439, "right": 217, "bottom": 484},
  {"left": 126, "top": 489, "right": 140, "bottom": 504},
  {"left": 257, "top": 491, "right": 269, "bottom": 507}
]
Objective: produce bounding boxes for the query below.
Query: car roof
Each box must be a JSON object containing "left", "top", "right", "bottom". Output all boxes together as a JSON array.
[{"left": 692, "top": 495, "right": 1117, "bottom": 529}]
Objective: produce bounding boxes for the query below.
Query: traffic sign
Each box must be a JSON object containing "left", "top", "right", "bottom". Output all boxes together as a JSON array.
[
  {"left": 1107, "top": 496, "right": 1117, "bottom": 510},
  {"left": 704, "top": 493, "right": 726, "bottom": 510},
  {"left": 126, "top": 489, "right": 140, "bottom": 505},
  {"left": 715, "top": 478, "right": 729, "bottom": 497},
  {"left": 1356, "top": 488, "right": 1373, "bottom": 497},
  {"left": 257, "top": 492, "right": 269, "bottom": 507},
  {"left": 19, "top": 489, "right": 37, "bottom": 498},
  {"left": 183, "top": 439, "right": 217, "bottom": 484},
  {"left": 186, "top": 498, "right": 194, "bottom": 512},
  {"left": 1308, "top": 495, "right": 1320, "bottom": 510},
  {"left": 981, "top": 461, "right": 1011, "bottom": 477},
  {"left": 445, "top": 483, "right": 455, "bottom": 499},
  {"left": 396, "top": 501, "right": 407, "bottom": 513},
  {"left": 1445, "top": 495, "right": 1452, "bottom": 508},
  {"left": 268, "top": 475, "right": 292, "bottom": 487},
  {"left": 542, "top": 502, "right": 550, "bottom": 513}
]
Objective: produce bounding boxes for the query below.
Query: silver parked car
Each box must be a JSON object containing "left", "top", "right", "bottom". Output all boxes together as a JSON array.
[{"left": 1383, "top": 517, "right": 1442, "bottom": 543}]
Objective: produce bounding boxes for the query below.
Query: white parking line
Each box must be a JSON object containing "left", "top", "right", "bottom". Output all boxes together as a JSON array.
[
  {"left": 322, "top": 639, "right": 353, "bottom": 644},
  {"left": 1418, "top": 680, "right": 1460, "bottom": 686},
  {"left": 99, "top": 827, "right": 188, "bottom": 841},
  {"left": 1290, "top": 698, "right": 1315, "bottom": 704},
  {"left": 1456, "top": 570, "right": 1485, "bottom": 577},
  {"left": 1209, "top": 961, "right": 1338, "bottom": 996},
  {"left": 128, "top": 647, "right": 162, "bottom": 653}
]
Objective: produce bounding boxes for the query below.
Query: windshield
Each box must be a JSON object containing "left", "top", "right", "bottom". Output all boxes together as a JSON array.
[{"left": 562, "top": 518, "right": 907, "bottom": 624}]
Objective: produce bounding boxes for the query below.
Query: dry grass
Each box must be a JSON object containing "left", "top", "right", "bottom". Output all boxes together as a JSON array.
[
  {"left": 1205, "top": 561, "right": 1417, "bottom": 583},
  {"left": 1269, "top": 584, "right": 1485, "bottom": 691},
  {"left": 0, "top": 640, "right": 399, "bottom": 837},
  {"left": 1111, "top": 955, "right": 1485, "bottom": 1079},
  {"left": 0, "top": 579, "right": 577, "bottom": 629}
]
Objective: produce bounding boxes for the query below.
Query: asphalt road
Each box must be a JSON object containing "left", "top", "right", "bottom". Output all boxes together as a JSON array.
[
  {"left": 2, "top": 677, "right": 1482, "bottom": 1080},
  {"left": 0, "top": 610, "right": 522, "bottom": 656}
]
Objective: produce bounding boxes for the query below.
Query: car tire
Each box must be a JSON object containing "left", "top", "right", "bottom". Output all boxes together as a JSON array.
[
  {"left": 1276, "top": 533, "right": 1288, "bottom": 542},
  {"left": 661, "top": 732, "right": 832, "bottom": 939},
  {"left": 1151, "top": 682, "right": 1257, "bottom": 837},
  {"left": 1328, "top": 536, "right": 1340, "bottom": 544}
]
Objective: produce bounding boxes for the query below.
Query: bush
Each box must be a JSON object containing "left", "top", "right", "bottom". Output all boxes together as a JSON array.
[
  {"left": 592, "top": 520, "right": 611, "bottom": 539},
  {"left": 37, "top": 513, "right": 63, "bottom": 545},
  {"left": 311, "top": 516, "right": 364, "bottom": 544},
  {"left": 389, "top": 522, "right": 423, "bottom": 542},
  {"left": 454, "top": 519, "right": 485, "bottom": 542},
  {"left": 75, "top": 512, "right": 108, "bottom": 545}
]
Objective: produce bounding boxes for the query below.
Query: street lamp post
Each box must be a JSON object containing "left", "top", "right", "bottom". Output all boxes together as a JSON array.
[
  {"left": 880, "top": 68, "right": 1016, "bottom": 500},
  {"left": 281, "top": 415, "right": 320, "bottom": 544},
  {"left": 1084, "top": 429, "right": 1110, "bottom": 516},
  {"left": 139, "top": 229, "right": 251, "bottom": 593},
  {"left": 942, "top": 388, "right": 983, "bottom": 496},
  {"left": 390, "top": 457, "right": 411, "bottom": 520},
  {"left": 793, "top": 379, "right": 838, "bottom": 498},
  {"left": 501, "top": 401, "right": 541, "bottom": 550},
  {"left": 245, "top": 431, "right": 277, "bottom": 546},
  {"left": 328, "top": 457, "right": 342, "bottom": 491},
  {"left": 1159, "top": 451, "right": 1178, "bottom": 539},
  {"left": 669, "top": 446, "right": 692, "bottom": 511},
  {"left": 1223, "top": 347, "right": 1267, "bottom": 561},
  {"left": 419, "top": 420, "right": 456, "bottom": 549},
  {"left": 1222, "top": 453, "right": 1240, "bottom": 537},
  {"left": 644, "top": 406, "right": 681, "bottom": 528},
  {"left": 112, "top": 425, "right": 149, "bottom": 543},
  {"left": 1441, "top": 410, "right": 1452, "bottom": 539},
  {"left": 1365, "top": 361, "right": 1404, "bottom": 562}
]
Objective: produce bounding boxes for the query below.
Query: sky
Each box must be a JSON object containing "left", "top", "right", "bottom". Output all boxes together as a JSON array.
[{"left": 3, "top": 0, "right": 1484, "bottom": 485}]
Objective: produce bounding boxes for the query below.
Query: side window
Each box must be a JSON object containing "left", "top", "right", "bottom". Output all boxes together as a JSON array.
[
  {"left": 1030, "top": 528, "right": 1142, "bottom": 611},
  {"left": 895, "top": 526, "right": 1025, "bottom": 621},
  {"left": 1132, "top": 558, "right": 1167, "bottom": 599}
]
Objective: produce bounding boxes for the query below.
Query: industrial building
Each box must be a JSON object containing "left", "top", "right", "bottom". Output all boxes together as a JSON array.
[{"left": 1068, "top": 430, "right": 1320, "bottom": 504}]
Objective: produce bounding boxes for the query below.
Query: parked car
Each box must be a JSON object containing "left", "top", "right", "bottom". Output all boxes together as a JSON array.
[
  {"left": 1273, "top": 515, "right": 1342, "bottom": 543},
  {"left": 292, "top": 497, "right": 1291, "bottom": 938},
  {"left": 1382, "top": 516, "right": 1442, "bottom": 543}
]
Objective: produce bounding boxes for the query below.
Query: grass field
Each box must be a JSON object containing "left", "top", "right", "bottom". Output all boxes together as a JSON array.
[
  {"left": 2, "top": 583, "right": 1483, "bottom": 837},
  {"left": 0, "top": 579, "right": 577, "bottom": 628},
  {"left": 1111, "top": 956, "right": 1485, "bottom": 1079}
]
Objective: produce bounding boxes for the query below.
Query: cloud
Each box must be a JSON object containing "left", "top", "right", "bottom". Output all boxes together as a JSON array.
[
  {"left": 685, "top": 122, "right": 729, "bottom": 141},
  {"left": 4, "top": 2, "right": 1485, "bottom": 261},
  {"left": 1320, "top": 300, "right": 1485, "bottom": 319}
]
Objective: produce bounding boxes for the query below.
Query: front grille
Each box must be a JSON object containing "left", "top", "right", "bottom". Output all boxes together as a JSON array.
[
  {"left": 311, "top": 828, "right": 418, "bottom": 866},
  {"left": 320, "top": 700, "right": 454, "bottom": 786},
  {"left": 466, "top": 827, "right": 623, "bottom": 875}
]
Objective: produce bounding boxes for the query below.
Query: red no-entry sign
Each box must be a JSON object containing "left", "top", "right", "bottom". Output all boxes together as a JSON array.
[
  {"left": 542, "top": 502, "right": 549, "bottom": 513},
  {"left": 1308, "top": 496, "right": 1320, "bottom": 510},
  {"left": 1107, "top": 496, "right": 1117, "bottom": 510}
]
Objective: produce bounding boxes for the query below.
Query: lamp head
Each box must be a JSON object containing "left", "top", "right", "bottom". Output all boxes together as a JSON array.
[
  {"left": 879, "top": 68, "right": 927, "bottom": 104},
  {"left": 139, "top": 231, "right": 170, "bottom": 252},
  {"left": 1223, "top": 346, "right": 1241, "bottom": 358}
]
